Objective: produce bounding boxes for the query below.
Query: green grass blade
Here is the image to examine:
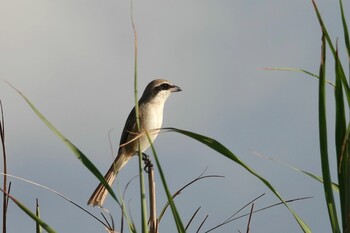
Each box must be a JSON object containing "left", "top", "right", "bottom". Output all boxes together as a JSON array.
[
  {"left": 164, "top": 127, "right": 311, "bottom": 233},
  {"left": 0, "top": 100, "right": 8, "bottom": 233},
  {"left": 275, "top": 158, "right": 340, "bottom": 192},
  {"left": 6, "top": 82, "right": 119, "bottom": 205},
  {"left": 146, "top": 132, "right": 186, "bottom": 233},
  {"left": 318, "top": 34, "right": 341, "bottom": 233},
  {"left": 312, "top": 0, "right": 350, "bottom": 107},
  {"left": 131, "top": 1, "right": 148, "bottom": 231},
  {"left": 338, "top": 0, "right": 350, "bottom": 68},
  {"left": 338, "top": 0, "right": 350, "bottom": 117},
  {"left": 136, "top": 118, "right": 148, "bottom": 232},
  {"left": 311, "top": 0, "right": 335, "bottom": 53},
  {"left": 0, "top": 189, "right": 56, "bottom": 233},
  {"left": 335, "top": 42, "right": 350, "bottom": 232},
  {"left": 301, "top": 170, "right": 339, "bottom": 192}
]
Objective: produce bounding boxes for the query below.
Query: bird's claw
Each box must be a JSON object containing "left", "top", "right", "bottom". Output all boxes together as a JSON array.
[{"left": 142, "top": 153, "right": 153, "bottom": 173}]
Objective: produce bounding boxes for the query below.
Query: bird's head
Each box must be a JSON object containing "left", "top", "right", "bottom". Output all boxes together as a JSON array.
[{"left": 141, "top": 79, "right": 182, "bottom": 103}]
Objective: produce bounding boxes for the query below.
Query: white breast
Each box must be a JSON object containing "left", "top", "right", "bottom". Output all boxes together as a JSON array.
[{"left": 137, "top": 101, "right": 164, "bottom": 151}]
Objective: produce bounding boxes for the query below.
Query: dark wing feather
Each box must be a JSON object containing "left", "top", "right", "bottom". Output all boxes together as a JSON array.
[{"left": 118, "top": 106, "right": 138, "bottom": 148}]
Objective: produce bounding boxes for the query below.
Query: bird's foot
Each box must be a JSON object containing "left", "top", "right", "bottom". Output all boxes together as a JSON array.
[{"left": 142, "top": 153, "right": 154, "bottom": 173}]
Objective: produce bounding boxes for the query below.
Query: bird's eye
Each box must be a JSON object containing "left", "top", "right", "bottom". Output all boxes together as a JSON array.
[
  {"left": 154, "top": 83, "right": 172, "bottom": 95},
  {"left": 160, "top": 83, "right": 170, "bottom": 90}
]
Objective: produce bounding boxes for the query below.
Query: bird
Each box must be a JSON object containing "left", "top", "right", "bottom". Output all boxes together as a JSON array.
[{"left": 87, "top": 79, "right": 182, "bottom": 206}]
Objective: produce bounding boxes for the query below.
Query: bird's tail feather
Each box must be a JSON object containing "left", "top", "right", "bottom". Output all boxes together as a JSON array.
[{"left": 87, "top": 154, "right": 129, "bottom": 206}]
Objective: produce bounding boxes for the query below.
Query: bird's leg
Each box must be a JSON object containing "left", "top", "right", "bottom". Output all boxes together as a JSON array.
[{"left": 142, "top": 153, "right": 154, "bottom": 173}]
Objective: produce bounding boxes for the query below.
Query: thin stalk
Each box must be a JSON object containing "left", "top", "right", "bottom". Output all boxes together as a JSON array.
[
  {"left": 0, "top": 100, "right": 7, "bottom": 233},
  {"left": 196, "top": 215, "right": 208, "bottom": 233},
  {"left": 130, "top": 1, "right": 148, "bottom": 232},
  {"left": 245, "top": 204, "right": 254, "bottom": 233},
  {"left": 185, "top": 207, "right": 201, "bottom": 231},
  {"left": 148, "top": 169, "right": 158, "bottom": 233},
  {"left": 204, "top": 196, "right": 312, "bottom": 233},
  {"left": 36, "top": 199, "right": 42, "bottom": 233},
  {"left": 146, "top": 132, "right": 186, "bottom": 232}
]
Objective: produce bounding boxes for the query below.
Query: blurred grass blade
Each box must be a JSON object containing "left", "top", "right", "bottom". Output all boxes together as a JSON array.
[
  {"left": 163, "top": 127, "right": 311, "bottom": 233},
  {"left": 298, "top": 170, "right": 339, "bottom": 192},
  {"left": 0, "top": 189, "right": 56, "bottom": 233},
  {"left": 335, "top": 41, "right": 350, "bottom": 231},
  {"left": 7, "top": 82, "right": 119, "bottom": 205},
  {"left": 146, "top": 132, "right": 186, "bottom": 233},
  {"left": 294, "top": 169, "right": 340, "bottom": 192},
  {"left": 253, "top": 151, "right": 339, "bottom": 192},
  {"left": 36, "top": 199, "right": 42, "bottom": 233},
  {"left": 318, "top": 34, "right": 341, "bottom": 233},
  {"left": 263, "top": 67, "right": 335, "bottom": 87},
  {"left": 262, "top": 67, "right": 318, "bottom": 78}
]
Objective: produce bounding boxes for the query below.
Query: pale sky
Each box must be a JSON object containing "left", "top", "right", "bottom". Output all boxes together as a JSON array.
[{"left": 0, "top": 1, "right": 348, "bottom": 232}]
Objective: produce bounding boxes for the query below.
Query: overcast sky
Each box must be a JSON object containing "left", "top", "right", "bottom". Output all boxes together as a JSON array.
[{"left": 0, "top": 1, "right": 348, "bottom": 232}]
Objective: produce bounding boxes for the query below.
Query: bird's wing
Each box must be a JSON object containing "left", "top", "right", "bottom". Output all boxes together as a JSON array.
[{"left": 119, "top": 106, "right": 138, "bottom": 147}]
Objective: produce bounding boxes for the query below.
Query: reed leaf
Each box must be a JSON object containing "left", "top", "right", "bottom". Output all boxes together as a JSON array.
[
  {"left": 0, "top": 189, "right": 56, "bottom": 233},
  {"left": 318, "top": 34, "right": 341, "bottom": 233},
  {"left": 335, "top": 39, "right": 350, "bottom": 232},
  {"left": 163, "top": 127, "right": 311, "bottom": 233},
  {"left": 6, "top": 82, "right": 119, "bottom": 206},
  {"left": 312, "top": 0, "right": 350, "bottom": 107}
]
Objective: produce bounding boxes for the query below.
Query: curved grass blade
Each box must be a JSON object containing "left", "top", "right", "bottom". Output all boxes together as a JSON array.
[
  {"left": 251, "top": 150, "right": 339, "bottom": 192},
  {"left": 264, "top": 67, "right": 319, "bottom": 78},
  {"left": 0, "top": 189, "right": 56, "bottom": 233},
  {"left": 6, "top": 82, "right": 119, "bottom": 206},
  {"left": 185, "top": 206, "right": 201, "bottom": 231},
  {"left": 1, "top": 172, "right": 111, "bottom": 229},
  {"left": 205, "top": 196, "right": 311, "bottom": 233},
  {"left": 262, "top": 67, "right": 335, "bottom": 87},
  {"left": 158, "top": 173, "right": 224, "bottom": 223},
  {"left": 289, "top": 167, "right": 339, "bottom": 191},
  {"left": 163, "top": 127, "right": 311, "bottom": 233}
]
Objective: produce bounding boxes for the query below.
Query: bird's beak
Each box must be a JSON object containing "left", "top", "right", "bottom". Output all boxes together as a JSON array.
[{"left": 171, "top": 85, "right": 182, "bottom": 93}]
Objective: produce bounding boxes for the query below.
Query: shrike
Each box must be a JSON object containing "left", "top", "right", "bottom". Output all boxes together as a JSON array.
[{"left": 88, "top": 79, "right": 182, "bottom": 206}]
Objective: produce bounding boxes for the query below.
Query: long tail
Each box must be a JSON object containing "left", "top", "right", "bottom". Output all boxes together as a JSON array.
[{"left": 87, "top": 153, "right": 130, "bottom": 207}]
